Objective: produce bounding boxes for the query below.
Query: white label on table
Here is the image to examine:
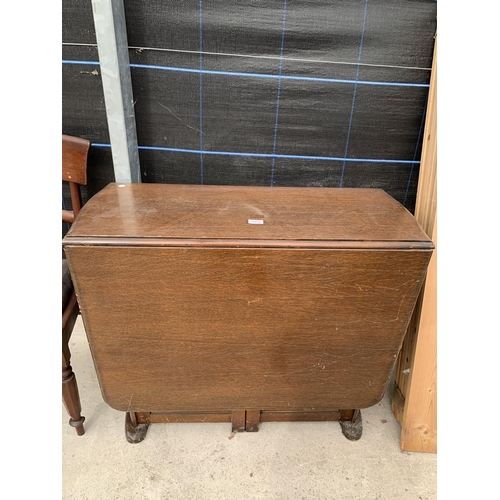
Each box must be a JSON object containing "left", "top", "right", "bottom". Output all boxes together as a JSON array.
[{"left": 248, "top": 219, "right": 264, "bottom": 224}]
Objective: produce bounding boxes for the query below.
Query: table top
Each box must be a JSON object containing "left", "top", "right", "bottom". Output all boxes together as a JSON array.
[{"left": 64, "top": 183, "right": 432, "bottom": 249}]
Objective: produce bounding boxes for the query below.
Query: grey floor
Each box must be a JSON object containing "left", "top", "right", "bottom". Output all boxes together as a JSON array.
[{"left": 62, "top": 317, "right": 437, "bottom": 500}]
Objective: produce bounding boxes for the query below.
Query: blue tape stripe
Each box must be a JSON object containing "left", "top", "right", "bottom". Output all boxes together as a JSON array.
[
  {"left": 62, "top": 60, "right": 429, "bottom": 88},
  {"left": 63, "top": 60, "right": 100, "bottom": 66},
  {"left": 339, "top": 0, "right": 369, "bottom": 188},
  {"left": 403, "top": 100, "right": 427, "bottom": 206},
  {"left": 92, "top": 143, "right": 419, "bottom": 164},
  {"left": 271, "top": 0, "right": 288, "bottom": 186}
]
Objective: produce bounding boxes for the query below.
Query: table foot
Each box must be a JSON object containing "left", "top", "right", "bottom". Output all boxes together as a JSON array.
[
  {"left": 125, "top": 412, "right": 149, "bottom": 443},
  {"left": 340, "top": 409, "right": 363, "bottom": 441}
]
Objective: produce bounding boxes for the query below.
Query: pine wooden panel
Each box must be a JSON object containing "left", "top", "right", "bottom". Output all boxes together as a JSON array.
[
  {"left": 400, "top": 219, "right": 437, "bottom": 452},
  {"left": 392, "top": 37, "right": 437, "bottom": 452}
]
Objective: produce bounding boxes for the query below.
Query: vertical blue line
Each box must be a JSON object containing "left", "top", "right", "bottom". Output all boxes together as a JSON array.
[
  {"left": 339, "top": 0, "right": 369, "bottom": 187},
  {"left": 199, "top": 1, "right": 204, "bottom": 184},
  {"left": 270, "top": 0, "right": 288, "bottom": 187},
  {"left": 403, "top": 101, "right": 427, "bottom": 207}
]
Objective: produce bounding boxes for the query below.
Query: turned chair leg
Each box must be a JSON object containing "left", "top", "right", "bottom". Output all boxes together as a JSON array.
[{"left": 62, "top": 352, "right": 85, "bottom": 436}]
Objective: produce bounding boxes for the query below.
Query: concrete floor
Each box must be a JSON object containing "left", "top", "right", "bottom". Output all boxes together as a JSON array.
[{"left": 63, "top": 317, "right": 436, "bottom": 500}]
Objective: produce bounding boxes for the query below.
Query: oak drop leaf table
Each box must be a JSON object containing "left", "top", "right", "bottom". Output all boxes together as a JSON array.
[{"left": 63, "top": 183, "right": 433, "bottom": 443}]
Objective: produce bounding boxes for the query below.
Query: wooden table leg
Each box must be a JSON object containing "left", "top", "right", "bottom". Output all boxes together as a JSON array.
[
  {"left": 125, "top": 412, "right": 149, "bottom": 443},
  {"left": 246, "top": 410, "right": 261, "bottom": 432},
  {"left": 339, "top": 409, "right": 362, "bottom": 441},
  {"left": 62, "top": 352, "right": 85, "bottom": 436},
  {"left": 231, "top": 410, "right": 246, "bottom": 433}
]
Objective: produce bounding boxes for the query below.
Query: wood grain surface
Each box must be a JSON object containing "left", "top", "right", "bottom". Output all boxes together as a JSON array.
[
  {"left": 62, "top": 134, "right": 89, "bottom": 185},
  {"left": 64, "top": 184, "right": 432, "bottom": 417},
  {"left": 65, "top": 183, "right": 431, "bottom": 246},
  {"left": 400, "top": 218, "right": 437, "bottom": 452},
  {"left": 65, "top": 245, "right": 431, "bottom": 413}
]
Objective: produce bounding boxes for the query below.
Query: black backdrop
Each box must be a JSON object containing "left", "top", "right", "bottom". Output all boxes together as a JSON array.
[{"left": 62, "top": 0, "right": 436, "bottom": 217}]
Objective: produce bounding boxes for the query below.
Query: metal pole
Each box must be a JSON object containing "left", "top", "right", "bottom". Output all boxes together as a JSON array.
[{"left": 91, "top": 0, "right": 141, "bottom": 183}]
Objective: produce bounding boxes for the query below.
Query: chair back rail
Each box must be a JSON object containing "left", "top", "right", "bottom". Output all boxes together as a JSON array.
[{"left": 62, "top": 134, "right": 90, "bottom": 221}]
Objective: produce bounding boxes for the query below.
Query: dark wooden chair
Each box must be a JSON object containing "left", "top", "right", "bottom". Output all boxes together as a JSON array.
[{"left": 62, "top": 134, "right": 90, "bottom": 436}]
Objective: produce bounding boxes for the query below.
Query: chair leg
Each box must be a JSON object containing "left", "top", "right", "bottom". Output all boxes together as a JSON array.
[{"left": 62, "top": 352, "right": 85, "bottom": 436}]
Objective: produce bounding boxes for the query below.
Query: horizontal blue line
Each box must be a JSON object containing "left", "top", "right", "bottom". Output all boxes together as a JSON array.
[
  {"left": 63, "top": 60, "right": 100, "bottom": 66},
  {"left": 62, "top": 60, "right": 429, "bottom": 88},
  {"left": 93, "top": 143, "right": 419, "bottom": 164}
]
